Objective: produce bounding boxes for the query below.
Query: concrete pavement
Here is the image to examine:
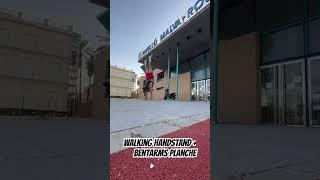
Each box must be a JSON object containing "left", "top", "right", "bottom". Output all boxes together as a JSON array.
[
  {"left": 3, "top": 99, "right": 318, "bottom": 179},
  {"left": 0, "top": 118, "right": 106, "bottom": 180},
  {"left": 110, "top": 98, "right": 210, "bottom": 153},
  {"left": 214, "top": 125, "right": 320, "bottom": 180}
]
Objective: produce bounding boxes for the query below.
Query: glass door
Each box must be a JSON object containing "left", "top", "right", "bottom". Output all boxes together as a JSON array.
[
  {"left": 197, "top": 80, "right": 206, "bottom": 101},
  {"left": 261, "top": 66, "right": 276, "bottom": 124},
  {"left": 206, "top": 79, "right": 210, "bottom": 101},
  {"left": 282, "top": 61, "right": 305, "bottom": 126},
  {"left": 260, "top": 60, "right": 305, "bottom": 126},
  {"left": 191, "top": 82, "right": 197, "bottom": 101},
  {"left": 308, "top": 57, "right": 320, "bottom": 126}
]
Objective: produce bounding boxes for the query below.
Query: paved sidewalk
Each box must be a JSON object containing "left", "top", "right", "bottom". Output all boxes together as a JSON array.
[
  {"left": 0, "top": 118, "right": 106, "bottom": 180},
  {"left": 214, "top": 125, "right": 320, "bottom": 180},
  {"left": 110, "top": 98, "right": 209, "bottom": 153}
]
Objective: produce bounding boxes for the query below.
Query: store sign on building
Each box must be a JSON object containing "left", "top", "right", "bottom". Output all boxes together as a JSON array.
[{"left": 138, "top": 0, "right": 210, "bottom": 60}]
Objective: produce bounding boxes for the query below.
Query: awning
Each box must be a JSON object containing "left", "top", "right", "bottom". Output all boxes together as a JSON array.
[
  {"left": 138, "top": 4, "right": 210, "bottom": 71},
  {"left": 97, "top": 9, "right": 110, "bottom": 31}
]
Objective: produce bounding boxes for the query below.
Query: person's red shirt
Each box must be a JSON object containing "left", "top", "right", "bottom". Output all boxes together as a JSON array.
[{"left": 146, "top": 72, "right": 153, "bottom": 80}]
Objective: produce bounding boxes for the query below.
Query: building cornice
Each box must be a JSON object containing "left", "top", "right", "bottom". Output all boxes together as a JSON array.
[{"left": 0, "top": 11, "right": 79, "bottom": 37}]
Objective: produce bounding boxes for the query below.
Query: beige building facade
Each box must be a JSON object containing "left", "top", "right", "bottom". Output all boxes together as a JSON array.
[
  {"left": 137, "top": 69, "right": 192, "bottom": 101},
  {"left": 110, "top": 65, "right": 136, "bottom": 97},
  {"left": 0, "top": 10, "right": 79, "bottom": 114}
]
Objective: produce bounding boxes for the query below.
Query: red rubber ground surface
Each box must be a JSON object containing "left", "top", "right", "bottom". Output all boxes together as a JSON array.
[{"left": 110, "top": 119, "right": 210, "bottom": 180}]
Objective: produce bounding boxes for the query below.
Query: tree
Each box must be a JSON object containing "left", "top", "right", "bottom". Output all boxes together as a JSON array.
[
  {"left": 79, "top": 40, "right": 88, "bottom": 104},
  {"left": 86, "top": 55, "right": 94, "bottom": 102},
  {"left": 83, "top": 47, "right": 95, "bottom": 102}
]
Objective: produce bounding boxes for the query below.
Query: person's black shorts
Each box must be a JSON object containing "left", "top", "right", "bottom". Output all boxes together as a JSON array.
[{"left": 143, "top": 80, "right": 153, "bottom": 92}]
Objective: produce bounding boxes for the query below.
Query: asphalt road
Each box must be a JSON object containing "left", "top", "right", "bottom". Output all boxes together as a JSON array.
[{"left": 0, "top": 118, "right": 106, "bottom": 180}]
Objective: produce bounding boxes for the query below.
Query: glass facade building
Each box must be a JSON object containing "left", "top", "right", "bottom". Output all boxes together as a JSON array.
[
  {"left": 138, "top": 0, "right": 320, "bottom": 126},
  {"left": 257, "top": 0, "right": 320, "bottom": 127},
  {"left": 169, "top": 50, "right": 210, "bottom": 101}
]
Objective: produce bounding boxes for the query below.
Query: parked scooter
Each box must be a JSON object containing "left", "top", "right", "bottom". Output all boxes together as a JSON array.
[{"left": 164, "top": 89, "right": 176, "bottom": 100}]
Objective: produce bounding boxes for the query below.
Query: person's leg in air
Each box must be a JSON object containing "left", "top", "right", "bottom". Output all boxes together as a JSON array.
[
  {"left": 144, "top": 59, "right": 150, "bottom": 101},
  {"left": 149, "top": 81, "right": 154, "bottom": 101},
  {"left": 148, "top": 55, "right": 153, "bottom": 101}
]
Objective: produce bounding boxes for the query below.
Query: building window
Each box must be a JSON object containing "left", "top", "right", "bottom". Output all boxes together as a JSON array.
[
  {"left": 24, "top": 33, "right": 38, "bottom": 50},
  {"left": 191, "top": 69, "right": 206, "bottom": 82},
  {"left": 157, "top": 71, "right": 164, "bottom": 82},
  {"left": 23, "top": 60, "right": 33, "bottom": 78},
  {"left": 310, "top": 18, "right": 320, "bottom": 54},
  {"left": 190, "top": 54, "right": 205, "bottom": 72},
  {"left": 255, "top": 0, "right": 304, "bottom": 32},
  {"left": 262, "top": 24, "right": 304, "bottom": 64},
  {"left": 310, "top": 0, "right": 320, "bottom": 17},
  {"left": 0, "top": 29, "right": 9, "bottom": 45},
  {"left": 71, "top": 51, "right": 77, "bottom": 65}
]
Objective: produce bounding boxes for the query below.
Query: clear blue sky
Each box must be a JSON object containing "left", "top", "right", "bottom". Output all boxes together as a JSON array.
[{"left": 110, "top": 0, "right": 196, "bottom": 76}]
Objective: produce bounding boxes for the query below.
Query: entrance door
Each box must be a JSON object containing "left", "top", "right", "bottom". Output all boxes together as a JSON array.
[
  {"left": 261, "top": 66, "right": 276, "bottom": 124},
  {"left": 206, "top": 79, "right": 210, "bottom": 101},
  {"left": 282, "top": 62, "right": 305, "bottom": 126},
  {"left": 191, "top": 82, "right": 197, "bottom": 101},
  {"left": 260, "top": 60, "right": 305, "bottom": 126},
  {"left": 308, "top": 56, "right": 320, "bottom": 126},
  {"left": 197, "top": 80, "right": 206, "bottom": 101}
]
